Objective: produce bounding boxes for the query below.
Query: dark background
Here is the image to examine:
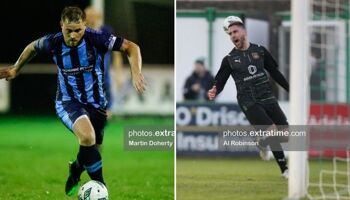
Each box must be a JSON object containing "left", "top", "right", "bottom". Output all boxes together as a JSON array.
[
  {"left": 0, "top": 0, "right": 174, "bottom": 64},
  {"left": 0, "top": 0, "right": 174, "bottom": 114}
]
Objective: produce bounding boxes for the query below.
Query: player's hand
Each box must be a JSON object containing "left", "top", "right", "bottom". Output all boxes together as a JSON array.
[
  {"left": 132, "top": 72, "right": 146, "bottom": 94},
  {"left": 0, "top": 66, "right": 19, "bottom": 81},
  {"left": 207, "top": 86, "right": 217, "bottom": 100}
]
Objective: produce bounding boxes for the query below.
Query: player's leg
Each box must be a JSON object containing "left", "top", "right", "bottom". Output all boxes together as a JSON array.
[
  {"left": 73, "top": 115, "right": 105, "bottom": 184},
  {"left": 56, "top": 102, "right": 106, "bottom": 195},
  {"left": 263, "top": 102, "right": 289, "bottom": 178},
  {"left": 240, "top": 103, "right": 274, "bottom": 160},
  {"left": 242, "top": 103, "right": 288, "bottom": 178},
  {"left": 264, "top": 102, "right": 289, "bottom": 142},
  {"left": 56, "top": 102, "right": 86, "bottom": 195},
  {"left": 266, "top": 141, "right": 288, "bottom": 178},
  {"left": 88, "top": 106, "right": 107, "bottom": 157}
]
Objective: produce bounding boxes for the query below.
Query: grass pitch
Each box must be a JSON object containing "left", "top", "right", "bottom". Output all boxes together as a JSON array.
[
  {"left": 0, "top": 115, "right": 174, "bottom": 200},
  {"left": 177, "top": 158, "right": 347, "bottom": 200}
]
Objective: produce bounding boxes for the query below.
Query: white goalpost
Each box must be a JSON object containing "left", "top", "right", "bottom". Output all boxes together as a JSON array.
[
  {"left": 288, "top": 0, "right": 310, "bottom": 199},
  {"left": 289, "top": 0, "right": 350, "bottom": 199}
]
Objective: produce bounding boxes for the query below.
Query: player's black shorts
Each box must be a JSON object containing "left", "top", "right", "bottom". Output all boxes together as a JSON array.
[
  {"left": 55, "top": 101, "right": 107, "bottom": 144},
  {"left": 239, "top": 101, "right": 288, "bottom": 129}
]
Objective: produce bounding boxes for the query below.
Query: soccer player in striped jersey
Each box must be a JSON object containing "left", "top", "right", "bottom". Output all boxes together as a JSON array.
[{"left": 0, "top": 6, "right": 145, "bottom": 196}]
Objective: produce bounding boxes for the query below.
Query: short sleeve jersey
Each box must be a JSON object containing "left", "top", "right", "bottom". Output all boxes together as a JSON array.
[{"left": 34, "top": 28, "right": 124, "bottom": 109}]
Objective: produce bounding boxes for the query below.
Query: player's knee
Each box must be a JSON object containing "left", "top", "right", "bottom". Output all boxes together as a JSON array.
[
  {"left": 78, "top": 130, "right": 96, "bottom": 146},
  {"left": 77, "top": 127, "right": 96, "bottom": 146},
  {"left": 72, "top": 115, "right": 96, "bottom": 146}
]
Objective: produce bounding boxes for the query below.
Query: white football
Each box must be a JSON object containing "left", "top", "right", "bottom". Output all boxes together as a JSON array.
[
  {"left": 223, "top": 16, "right": 244, "bottom": 33},
  {"left": 77, "top": 180, "right": 108, "bottom": 200}
]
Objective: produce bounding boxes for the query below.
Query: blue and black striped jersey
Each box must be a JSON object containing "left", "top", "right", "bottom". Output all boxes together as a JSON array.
[{"left": 34, "top": 28, "right": 124, "bottom": 109}]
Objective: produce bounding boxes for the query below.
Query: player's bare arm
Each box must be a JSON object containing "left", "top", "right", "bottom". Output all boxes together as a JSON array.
[
  {"left": 120, "top": 39, "right": 146, "bottom": 93},
  {"left": 0, "top": 41, "right": 37, "bottom": 80}
]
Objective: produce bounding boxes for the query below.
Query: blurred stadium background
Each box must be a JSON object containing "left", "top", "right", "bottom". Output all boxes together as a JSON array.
[
  {"left": 176, "top": 0, "right": 350, "bottom": 200},
  {"left": 0, "top": 0, "right": 174, "bottom": 199}
]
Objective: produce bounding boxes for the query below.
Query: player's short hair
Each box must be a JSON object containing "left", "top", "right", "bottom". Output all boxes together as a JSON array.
[
  {"left": 228, "top": 22, "right": 245, "bottom": 29},
  {"left": 61, "top": 6, "right": 86, "bottom": 23}
]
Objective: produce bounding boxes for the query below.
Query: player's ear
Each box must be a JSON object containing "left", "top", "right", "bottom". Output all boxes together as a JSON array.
[{"left": 60, "top": 21, "right": 63, "bottom": 28}]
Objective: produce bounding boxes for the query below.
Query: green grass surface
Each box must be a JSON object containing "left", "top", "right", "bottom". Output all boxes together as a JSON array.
[
  {"left": 0, "top": 116, "right": 174, "bottom": 200},
  {"left": 177, "top": 158, "right": 348, "bottom": 200}
]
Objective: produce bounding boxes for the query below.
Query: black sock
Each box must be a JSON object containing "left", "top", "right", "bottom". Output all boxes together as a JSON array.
[
  {"left": 270, "top": 143, "right": 288, "bottom": 173},
  {"left": 259, "top": 137, "right": 288, "bottom": 173},
  {"left": 71, "top": 160, "right": 85, "bottom": 179},
  {"left": 78, "top": 145, "right": 105, "bottom": 185}
]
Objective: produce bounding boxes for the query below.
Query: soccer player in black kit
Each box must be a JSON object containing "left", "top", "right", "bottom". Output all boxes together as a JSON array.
[{"left": 207, "top": 16, "right": 289, "bottom": 179}]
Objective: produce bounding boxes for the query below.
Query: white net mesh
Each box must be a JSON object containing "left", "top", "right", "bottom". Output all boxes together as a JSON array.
[
  {"left": 306, "top": 0, "right": 350, "bottom": 199},
  {"left": 307, "top": 146, "right": 350, "bottom": 199}
]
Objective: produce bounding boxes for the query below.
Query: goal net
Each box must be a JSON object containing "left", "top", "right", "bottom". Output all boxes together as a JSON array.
[
  {"left": 286, "top": 0, "right": 350, "bottom": 199},
  {"left": 306, "top": 0, "right": 350, "bottom": 199}
]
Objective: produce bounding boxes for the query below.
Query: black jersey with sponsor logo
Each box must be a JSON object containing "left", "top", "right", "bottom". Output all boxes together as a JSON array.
[{"left": 214, "top": 43, "right": 289, "bottom": 110}]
